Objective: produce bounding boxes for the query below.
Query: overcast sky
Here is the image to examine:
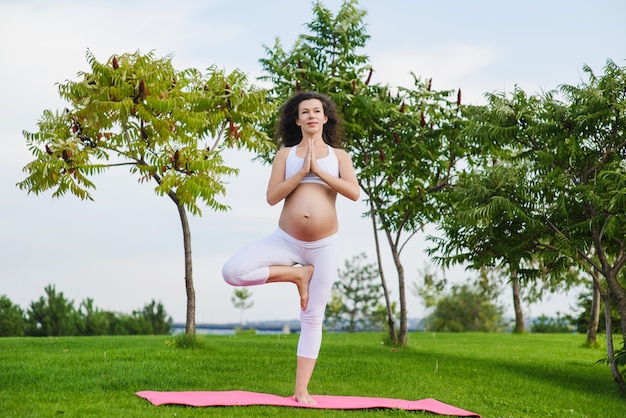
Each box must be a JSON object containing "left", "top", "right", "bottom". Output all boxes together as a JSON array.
[{"left": 1, "top": 0, "right": 624, "bottom": 325}]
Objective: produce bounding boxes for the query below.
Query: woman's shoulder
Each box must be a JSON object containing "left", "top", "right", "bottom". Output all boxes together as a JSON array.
[
  {"left": 331, "top": 147, "right": 351, "bottom": 160},
  {"left": 273, "top": 146, "right": 293, "bottom": 162}
]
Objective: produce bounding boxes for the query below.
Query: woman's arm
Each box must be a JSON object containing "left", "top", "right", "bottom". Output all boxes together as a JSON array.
[
  {"left": 266, "top": 147, "right": 308, "bottom": 206},
  {"left": 312, "top": 147, "right": 360, "bottom": 201}
]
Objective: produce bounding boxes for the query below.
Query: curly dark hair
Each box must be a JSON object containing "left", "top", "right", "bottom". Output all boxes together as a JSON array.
[{"left": 276, "top": 91, "right": 345, "bottom": 148}]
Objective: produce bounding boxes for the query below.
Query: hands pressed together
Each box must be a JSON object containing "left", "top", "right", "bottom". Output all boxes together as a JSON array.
[{"left": 300, "top": 138, "right": 321, "bottom": 177}]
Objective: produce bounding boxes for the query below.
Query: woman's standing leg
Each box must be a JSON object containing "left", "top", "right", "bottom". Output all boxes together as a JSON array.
[
  {"left": 294, "top": 357, "right": 318, "bottom": 403},
  {"left": 293, "top": 233, "right": 340, "bottom": 404},
  {"left": 222, "top": 229, "right": 339, "bottom": 404}
]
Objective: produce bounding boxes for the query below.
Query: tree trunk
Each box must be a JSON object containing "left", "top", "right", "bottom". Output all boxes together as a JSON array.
[
  {"left": 383, "top": 228, "right": 408, "bottom": 346},
  {"left": 392, "top": 245, "right": 408, "bottom": 346},
  {"left": 176, "top": 203, "right": 196, "bottom": 337},
  {"left": 602, "top": 285, "right": 626, "bottom": 393},
  {"left": 588, "top": 229, "right": 626, "bottom": 393},
  {"left": 511, "top": 272, "right": 525, "bottom": 334},
  {"left": 586, "top": 271, "right": 601, "bottom": 346},
  {"left": 605, "top": 271, "right": 626, "bottom": 346},
  {"left": 368, "top": 201, "right": 398, "bottom": 344}
]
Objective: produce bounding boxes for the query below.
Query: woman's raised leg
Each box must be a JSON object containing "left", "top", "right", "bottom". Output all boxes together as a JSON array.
[{"left": 266, "top": 265, "right": 314, "bottom": 310}]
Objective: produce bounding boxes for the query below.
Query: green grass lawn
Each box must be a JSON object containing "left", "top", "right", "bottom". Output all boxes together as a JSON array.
[{"left": 0, "top": 332, "right": 623, "bottom": 417}]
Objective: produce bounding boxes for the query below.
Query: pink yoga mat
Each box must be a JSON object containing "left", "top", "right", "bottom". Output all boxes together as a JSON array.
[{"left": 135, "top": 390, "right": 481, "bottom": 416}]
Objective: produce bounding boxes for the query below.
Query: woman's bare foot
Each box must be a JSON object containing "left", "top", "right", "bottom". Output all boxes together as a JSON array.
[
  {"left": 295, "top": 265, "right": 314, "bottom": 310},
  {"left": 293, "top": 389, "right": 317, "bottom": 405}
]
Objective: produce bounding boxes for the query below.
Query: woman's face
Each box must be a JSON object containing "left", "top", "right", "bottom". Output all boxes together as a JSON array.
[{"left": 295, "top": 98, "right": 327, "bottom": 137}]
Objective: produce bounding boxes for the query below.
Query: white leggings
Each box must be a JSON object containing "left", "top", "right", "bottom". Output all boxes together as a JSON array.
[{"left": 222, "top": 228, "right": 339, "bottom": 359}]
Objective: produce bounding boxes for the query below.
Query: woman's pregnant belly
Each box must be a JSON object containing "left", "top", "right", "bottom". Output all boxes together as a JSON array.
[{"left": 278, "top": 184, "right": 338, "bottom": 242}]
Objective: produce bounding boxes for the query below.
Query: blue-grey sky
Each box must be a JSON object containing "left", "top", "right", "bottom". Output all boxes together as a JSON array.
[{"left": 1, "top": 0, "right": 624, "bottom": 324}]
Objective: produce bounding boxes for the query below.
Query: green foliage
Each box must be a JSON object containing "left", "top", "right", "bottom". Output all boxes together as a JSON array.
[
  {"left": 258, "top": 0, "right": 370, "bottom": 149},
  {"left": 231, "top": 288, "right": 254, "bottom": 327},
  {"left": 231, "top": 288, "right": 254, "bottom": 311},
  {"left": 431, "top": 163, "right": 541, "bottom": 270},
  {"left": 428, "top": 159, "right": 579, "bottom": 300},
  {"left": 358, "top": 79, "right": 466, "bottom": 233},
  {"left": 411, "top": 264, "right": 448, "bottom": 331},
  {"left": 433, "top": 59, "right": 626, "bottom": 391},
  {"left": 412, "top": 264, "right": 448, "bottom": 309},
  {"left": 570, "top": 288, "right": 622, "bottom": 335},
  {"left": 78, "top": 297, "right": 113, "bottom": 336},
  {"left": 133, "top": 300, "right": 173, "bottom": 335},
  {"left": 10, "top": 285, "right": 172, "bottom": 337},
  {"left": 471, "top": 61, "right": 626, "bottom": 282},
  {"left": 531, "top": 314, "right": 575, "bottom": 333},
  {"left": 234, "top": 328, "right": 257, "bottom": 336},
  {"left": 26, "top": 285, "right": 80, "bottom": 336},
  {"left": 597, "top": 340, "right": 626, "bottom": 375},
  {"left": 431, "top": 283, "right": 506, "bottom": 332},
  {"left": 19, "top": 50, "right": 274, "bottom": 215},
  {"left": 324, "top": 253, "right": 385, "bottom": 332},
  {"left": 18, "top": 49, "right": 275, "bottom": 336},
  {"left": 0, "top": 295, "right": 26, "bottom": 337}
]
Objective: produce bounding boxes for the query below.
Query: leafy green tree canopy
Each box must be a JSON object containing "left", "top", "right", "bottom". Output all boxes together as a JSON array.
[
  {"left": 0, "top": 295, "right": 26, "bottom": 337},
  {"left": 325, "top": 253, "right": 384, "bottom": 332},
  {"left": 19, "top": 50, "right": 273, "bottom": 214},
  {"left": 444, "top": 59, "right": 626, "bottom": 391},
  {"left": 432, "top": 283, "right": 506, "bottom": 332},
  {"left": 26, "top": 285, "right": 79, "bottom": 336}
]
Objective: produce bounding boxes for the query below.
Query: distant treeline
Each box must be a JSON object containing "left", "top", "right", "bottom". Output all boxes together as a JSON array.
[{"left": 0, "top": 285, "right": 172, "bottom": 337}]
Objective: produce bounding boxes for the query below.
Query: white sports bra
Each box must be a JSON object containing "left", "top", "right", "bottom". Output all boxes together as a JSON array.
[{"left": 284, "top": 145, "right": 339, "bottom": 185}]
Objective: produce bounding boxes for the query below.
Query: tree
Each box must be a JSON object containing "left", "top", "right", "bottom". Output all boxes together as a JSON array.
[
  {"left": 5, "top": 285, "right": 174, "bottom": 336},
  {"left": 18, "top": 50, "right": 273, "bottom": 336},
  {"left": 260, "top": 0, "right": 467, "bottom": 346},
  {"left": 429, "top": 161, "right": 580, "bottom": 334},
  {"left": 26, "top": 285, "right": 79, "bottom": 336},
  {"left": 0, "top": 295, "right": 26, "bottom": 337},
  {"left": 137, "top": 299, "right": 173, "bottom": 334},
  {"left": 586, "top": 270, "right": 602, "bottom": 346},
  {"left": 531, "top": 313, "right": 574, "bottom": 333},
  {"left": 109, "top": 300, "right": 173, "bottom": 335},
  {"left": 231, "top": 288, "right": 254, "bottom": 328},
  {"left": 566, "top": 269, "right": 604, "bottom": 346},
  {"left": 431, "top": 283, "right": 506, "bottom": 332},
  {"left": 78, "top": 297, "right": 111, "bottom": 336},
  {"left": 456, "top": 60, "right": 626, "bottom": 392},
  {"left": 411, "top": 264, "right": 447, "bottom": 332},
  {"left": 325, "top": 253, "right": 384, "bottom": 332},
  {"left": 355, "top": 77, "right": 465, "bottom": 344},
  {"left": 571, "top": 279, "right": 622, "bottom": 338},
  {"left": 325, "top": 288, "right": 344, "bottom": 332}
]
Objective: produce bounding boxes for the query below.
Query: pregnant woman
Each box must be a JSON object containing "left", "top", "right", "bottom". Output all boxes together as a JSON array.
[{"left": 222, "top": 91, "right": 360, "bottom": 404}]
